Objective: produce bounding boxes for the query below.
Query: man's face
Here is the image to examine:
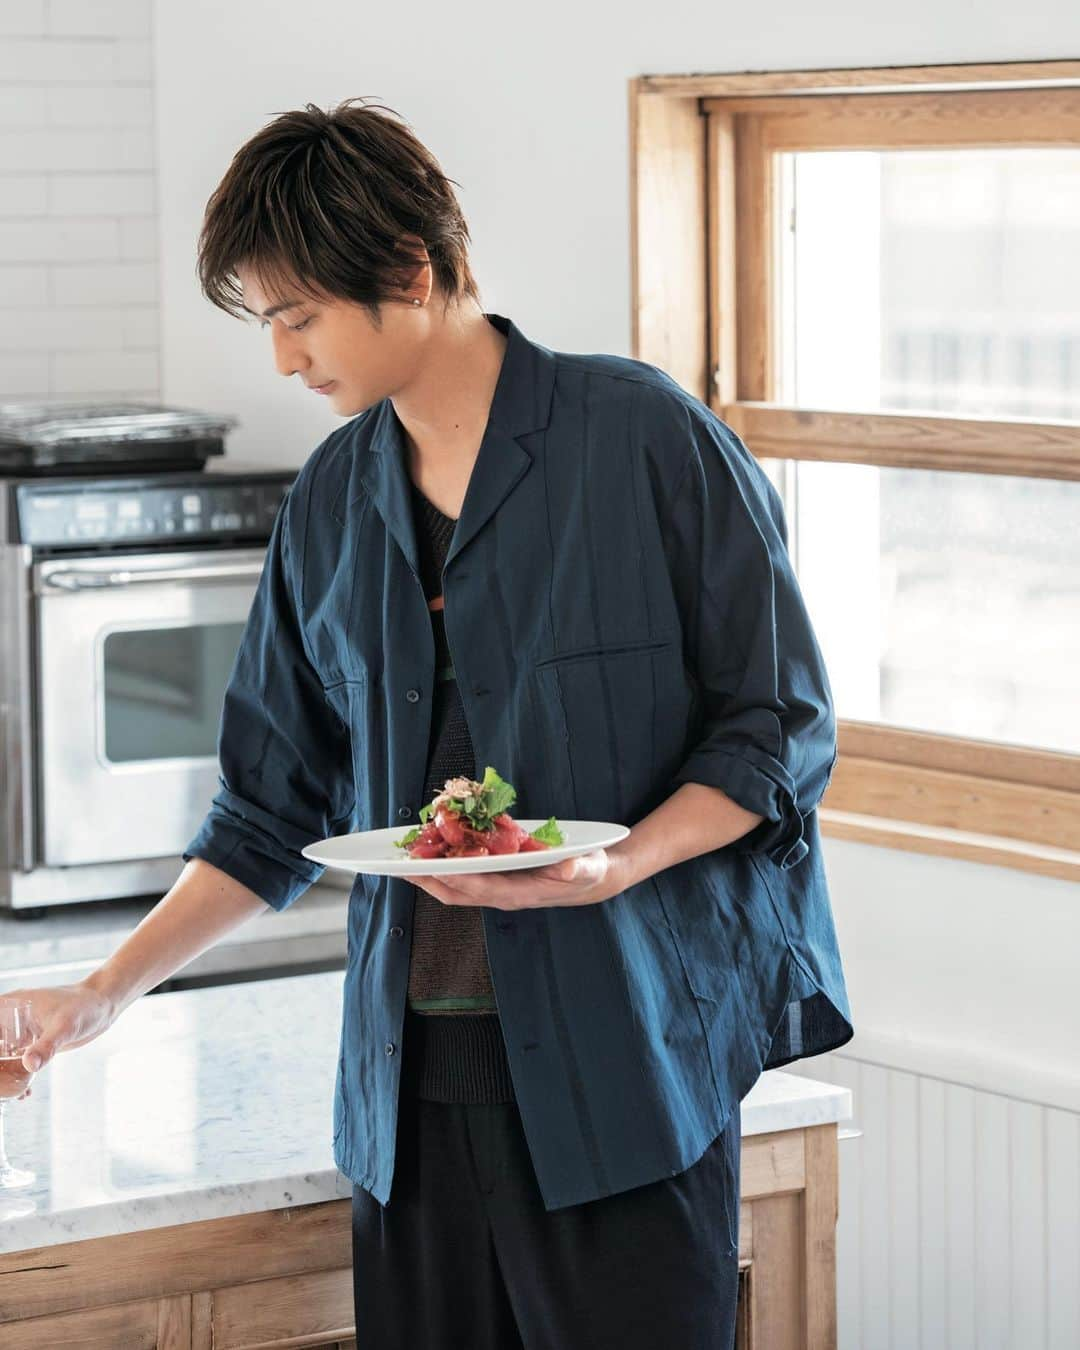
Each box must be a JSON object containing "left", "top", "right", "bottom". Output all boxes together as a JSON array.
[{"left": 236, "top": 264, "right": 424, "bottom": 418}]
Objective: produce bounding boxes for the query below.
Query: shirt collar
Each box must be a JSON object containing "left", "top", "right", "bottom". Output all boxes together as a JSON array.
[
  {"left": 366, "top": 311, "right": 556, "bottom": 453},
  {"left": 358, "top": 312, "right": 556, "bottom": 577}
]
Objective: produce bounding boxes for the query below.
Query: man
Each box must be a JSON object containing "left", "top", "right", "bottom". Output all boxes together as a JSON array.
[{"left": 182, "top": 96, "right": 855, "bottom": 1347}]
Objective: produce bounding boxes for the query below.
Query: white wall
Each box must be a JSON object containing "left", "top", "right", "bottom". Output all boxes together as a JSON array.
[
  {"left": 152, "top": 0, "right": 1080, "bottom": 1112},
  {"left": 0, "top": 0, "right": 159, "bottom": 401}
]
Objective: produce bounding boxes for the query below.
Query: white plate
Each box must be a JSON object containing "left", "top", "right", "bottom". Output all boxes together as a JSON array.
[{"left": 301, "top": 820, "right": 630, "bottom": 877}]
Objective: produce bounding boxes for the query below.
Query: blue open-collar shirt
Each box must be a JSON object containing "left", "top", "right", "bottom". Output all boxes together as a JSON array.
[{"left": 183, "top": 311, "right": 855, "bottom": 1212}]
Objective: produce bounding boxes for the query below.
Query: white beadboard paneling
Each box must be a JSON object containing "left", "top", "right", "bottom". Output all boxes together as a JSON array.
[
  {"left": 890, "top": 1069, "right": 920, "bottom": 1350},
  {"left": 46, "top": 85, "right": 154, "bottom": 127},
  {"left": 1011, "top": 1100, "right": 1047, "bottom": 1348},
  {"left": 1045, "top": 1108, "right": 1080, "bottom": 1350},
  {"left": 0, "top": 175, "right": 49, "bottom": 215},
  {"left": 0, "top": 264, "right": 48, "bottom": 304},
  {"left": 918, "top": 1075, "right": 948, "bottom": 1350},
  {"left": 50, "top": 261, "right": 156, "bottom": 305},
  {"left": 47, "top": 0, "right": 152, "bottom": 40},
  {"left": 784, "top": 1053, "right": 1080, "bottom": 1350},
  {"left": 50, "top": 172, "right": 156, "bottom": 216},
  {"left": 51, "top": 348, "right": 158, "bottom": 393},
  {"left": 0, "top": 40, "right": 151, "bottom": 84},
  {"left": 0, "top": 2, "right": 47, "bottom": 38},
  {"left": 860, "top": 1061, "right": 892, "bottom": 1339},
  {"left": 976, "top": 1093, "right": 1011, "bottom": 1349},
  {"left": 824, "top": 1053, "right": 864, "bottom": 1349},
  {"left": 0, "top": 128, "right": 153, "bottom": 173},
  {"left": 849, "top": 1027, "right": 1080, "bottom": 1117},
  {"left": 945, "top": 1079, "right": 977, "bottom": 1350}
]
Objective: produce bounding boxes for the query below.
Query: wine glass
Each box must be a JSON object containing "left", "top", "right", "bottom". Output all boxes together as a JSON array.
[{"left": 0, "top": 996, "right": 40, "bottom": 1189}]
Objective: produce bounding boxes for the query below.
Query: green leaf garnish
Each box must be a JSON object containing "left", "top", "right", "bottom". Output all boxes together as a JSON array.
[
  {"left": 530, "top": 816, "right": 565, "bottom": 846},
  {"left": 405, "top": 768, "right": 561, "bottom": 850},
  {"left": 478, "top": 765, "right": 517, "bottom": 819}
]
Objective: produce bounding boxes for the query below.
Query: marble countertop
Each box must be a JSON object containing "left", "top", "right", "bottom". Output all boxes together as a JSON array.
[
  {"left": 0, "top": 970, "right": 852, "bottom": 1255},
  {"left": 0, "top": 876, "right": 351, "bottom": 992}
]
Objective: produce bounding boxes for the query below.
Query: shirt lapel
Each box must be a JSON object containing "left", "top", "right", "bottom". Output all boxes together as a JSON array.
[{"left": 358, "top": 312, "right": 556, "bottom": 579}]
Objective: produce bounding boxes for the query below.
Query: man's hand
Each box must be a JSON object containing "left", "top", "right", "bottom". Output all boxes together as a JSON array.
[
  {"left": 411, "top": 848, "right": 624, "bottom": 911},
  {"left": 410, "top": 782, "right": 766, "bottom": 912}
]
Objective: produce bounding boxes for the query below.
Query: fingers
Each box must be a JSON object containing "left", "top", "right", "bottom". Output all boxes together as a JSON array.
[
  {"left": 6, "top": 983, "right": 113, "bottom": 1081},
  {"left": 535, "top": 857, "right": 579, "bottom": 881},
  {"left": 22, "top": 1028, "right": 62, "bottom": 1073}
]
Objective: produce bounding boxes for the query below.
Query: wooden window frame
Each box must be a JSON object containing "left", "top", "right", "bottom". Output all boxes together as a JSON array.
[{"left": 629, "top": 59, "right": 1080, "bottom": 882}]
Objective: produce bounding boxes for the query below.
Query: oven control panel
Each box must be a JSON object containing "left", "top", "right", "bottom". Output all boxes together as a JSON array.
[{"left": 12, "top": 469, "right": 295, "bottom": 550}]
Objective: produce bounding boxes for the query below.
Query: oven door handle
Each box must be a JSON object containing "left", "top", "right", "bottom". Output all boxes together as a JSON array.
[{"left": 41, "top": 559, "right": 266, "bottom": 590}]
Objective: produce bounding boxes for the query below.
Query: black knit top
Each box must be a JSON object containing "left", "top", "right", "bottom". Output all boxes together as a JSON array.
[{"left": 400, "top": 480, "right": 516, "bottom": 1104}]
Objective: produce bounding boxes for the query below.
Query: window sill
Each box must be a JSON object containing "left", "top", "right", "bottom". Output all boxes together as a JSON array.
[{"left": 819, "top": 807, "right": 1080, "bottom": 883}]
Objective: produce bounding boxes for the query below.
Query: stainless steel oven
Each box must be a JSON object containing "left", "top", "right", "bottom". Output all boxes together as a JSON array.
[
  {"left": 0, "top": 464, "right": 295, "bottom": 910},
  {"left": 35, "top": 547, "right": 265, "bottom": 867}
]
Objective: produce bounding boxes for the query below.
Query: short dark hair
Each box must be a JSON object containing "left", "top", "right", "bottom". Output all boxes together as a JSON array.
[{"left": 197, "top": 96, "right": 481, "bottom": 324}]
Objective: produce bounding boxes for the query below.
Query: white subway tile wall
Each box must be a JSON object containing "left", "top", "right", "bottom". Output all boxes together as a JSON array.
[{"left": 0, "top": 0, "right": 159, "bottom": 402}]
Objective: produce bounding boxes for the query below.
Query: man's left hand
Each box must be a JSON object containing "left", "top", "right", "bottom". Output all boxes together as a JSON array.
[{"left": 410, "top": 848, "right": 625, "bottom": 910}]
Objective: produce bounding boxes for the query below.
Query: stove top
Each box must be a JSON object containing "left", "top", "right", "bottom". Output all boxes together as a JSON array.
[{"left": 0, "top": 400, "right": 238, "bottom": 476}]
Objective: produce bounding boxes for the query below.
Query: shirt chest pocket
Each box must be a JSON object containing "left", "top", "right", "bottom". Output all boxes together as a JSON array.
[
  {"left": 532, "top": 633, "right": 676, "bottom": 670},
  {"left": 301, "top": 548, "right": 394, "bottom": 691},
  {"left": 528, "top": 632, "right": 691, "bottom": 820},
  {"left": 300, "top": 492, "right": 389, "bottom": 687},
  {"left": 319, "top": 675, "right": 377, "bottom": 833}
]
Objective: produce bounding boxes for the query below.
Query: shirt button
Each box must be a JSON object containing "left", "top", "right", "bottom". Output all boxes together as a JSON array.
[
  {"left": 389, "top": 925, "right": 404, "bottom": 939},
  {"left": 398, "top": 805, "right": 412, "bottom": 820},
  {"left": 385, "top": 1042, "right": 396, "bottom": 1056},
  {"left": 406, "top": 688, "right": 421, "bottom": 703}
]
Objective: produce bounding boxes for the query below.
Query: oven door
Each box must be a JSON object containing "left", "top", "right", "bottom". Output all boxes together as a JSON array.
[{"left": 33, "top": 548, "right": 266, "bottom": 867}]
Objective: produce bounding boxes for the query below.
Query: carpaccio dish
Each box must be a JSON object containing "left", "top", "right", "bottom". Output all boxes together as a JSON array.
[{"left": 394, "top": 766, "right": 565, "bottom": 859}]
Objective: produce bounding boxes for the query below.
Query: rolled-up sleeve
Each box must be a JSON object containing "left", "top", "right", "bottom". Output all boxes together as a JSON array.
[
  {"left": 182, "top": 483, "right": 355, "bottom": 910},
  {"left": 658, "top": 394, "right": 837, "bottom": 871}
]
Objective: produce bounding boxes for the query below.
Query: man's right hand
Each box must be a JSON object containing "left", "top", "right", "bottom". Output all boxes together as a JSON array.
[
  {"left": 2, "top": 859, "right": 273, "bottom": 1102},
  {"left": 3, "top": 980, "right": 117, "bottom": 1100}
]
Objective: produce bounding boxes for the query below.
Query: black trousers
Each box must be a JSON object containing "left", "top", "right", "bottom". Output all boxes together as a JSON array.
[{"left": 350, "top": 1072, "right": 742, "bottom": 1349}]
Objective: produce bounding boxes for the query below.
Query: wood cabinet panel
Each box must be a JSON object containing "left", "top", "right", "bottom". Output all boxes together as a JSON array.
[
  {"left": 0, "top": 1124, "right": 839, "bottom": 1349},
  {"left": 0, "top": 1293, "right": 190, "bottom": 1349},
  {"left": 204, "top": 1268, "right": 355, "bottom": 1349}
]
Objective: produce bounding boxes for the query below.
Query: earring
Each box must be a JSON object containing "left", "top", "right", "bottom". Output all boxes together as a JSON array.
[{"left": 411, "top": 298, "right": 421, "bottom": 306}]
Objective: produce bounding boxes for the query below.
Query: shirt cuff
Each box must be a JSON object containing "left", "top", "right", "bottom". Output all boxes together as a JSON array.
[
  {"left": 182, "top": 788, "right": 326, "bottom": 912},
  {"left": 672, "top": 744, "right": 811, "bottom": 871}
]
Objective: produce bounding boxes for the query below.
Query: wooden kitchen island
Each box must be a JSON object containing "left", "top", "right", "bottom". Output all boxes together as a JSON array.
[{"left": 0, "top": 971, "right": 851, "bottom": 1348}]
